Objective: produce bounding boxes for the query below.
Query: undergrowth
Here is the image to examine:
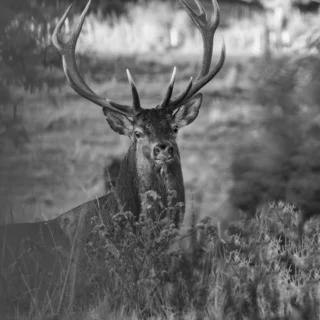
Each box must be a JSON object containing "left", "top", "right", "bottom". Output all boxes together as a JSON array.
[
  {"left": 83, "top": 200, "right": 320, "bottom": 320},
  {"left": 8, "top": 198, "right": 320, "bottom": 320}
]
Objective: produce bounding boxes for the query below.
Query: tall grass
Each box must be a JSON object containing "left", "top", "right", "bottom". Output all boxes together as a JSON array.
[
  {"left": 7, "top": 194, "right": 320, "bottom": 320},
  {"left": 87, "top": 201, "right": 320, "bottom": 320},
  {"left": 57, "top": 0, "right": 320, "bottom": 59},
  {"left": 35, "top": 202, "right": 320, "bottom": 319},
  {"left": 70, "top": 1, "right": 265, "bottom": 57}
]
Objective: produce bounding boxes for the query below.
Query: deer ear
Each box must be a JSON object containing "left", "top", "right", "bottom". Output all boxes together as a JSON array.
[
  {"left": 173, "top": 93, "right": 203, "bottom": 129},
  {"left": 103, "top": 108, "right": 133, "bottom": 136}
]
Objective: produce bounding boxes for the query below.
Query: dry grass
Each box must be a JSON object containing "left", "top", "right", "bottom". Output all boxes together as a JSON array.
[
  {"left": 69, "top": 1, "right": 264, "bottom": 58},
  {"left": 6, "top": 200, "right": 320, "bottom": 320},
  {"left": 64, "top": 0, "right": 320, "bottom": 59}
]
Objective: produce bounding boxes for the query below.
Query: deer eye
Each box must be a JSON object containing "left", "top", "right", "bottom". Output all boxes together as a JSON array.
[
  {"left": 134, "top": 131, "right": 142, "bottom": 139},
  {"left": 173, "top": 126, "right": 178, "bottom": 134}
]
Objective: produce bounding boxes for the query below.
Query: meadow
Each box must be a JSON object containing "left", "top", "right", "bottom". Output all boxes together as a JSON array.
[{"left": 1, "top": 0, "right": 320, "bottom": 319}]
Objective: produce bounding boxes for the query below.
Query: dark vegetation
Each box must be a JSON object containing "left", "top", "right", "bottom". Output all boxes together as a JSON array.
[{"left": 230, "top": 54, "right": 320, "bottom": 235}]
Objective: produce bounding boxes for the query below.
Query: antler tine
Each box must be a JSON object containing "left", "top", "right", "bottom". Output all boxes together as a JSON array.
[
  {"left": 186, "top": 38, "right": 225, "bottom": 99},
  {"left": 160, "top": 67, "right": 176, "bottom": 108},
  {"left": 194, "top": 0, "right": 206, "bottom": 17},
  {"left": 126, "top": 69, "right": 142, "bottom": 114},
  {"left": 168, "top": 0, "right": 225, "bottom": 111},
  {"left": 167, "top": 77, "right": 193, "bottom": 112},
  {"left": 180, "top": 0, "right": 220, "bottom": 80},
  {"left": 52, "top": 0, "right": 134, "bottom": 117},
  {"left": 52, "top": 2, "right": 93, "bottom": 92}
]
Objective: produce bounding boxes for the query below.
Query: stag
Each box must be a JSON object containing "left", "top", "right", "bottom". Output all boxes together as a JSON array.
[
  {"left": 52, "top": 0, "right": 225, "bottom": 226},
  {"left": 0, "top": 0, "right": 225, "bottom": 314}
]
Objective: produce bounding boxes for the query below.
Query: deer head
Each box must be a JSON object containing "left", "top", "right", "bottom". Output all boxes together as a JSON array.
[{"left": 52, "top": 0, "right": 225, "bottom": 225}]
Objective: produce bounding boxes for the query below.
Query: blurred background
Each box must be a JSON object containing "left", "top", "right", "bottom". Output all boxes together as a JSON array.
[{"left": 1, "top": 0, "right": 320, "bottom": 226}]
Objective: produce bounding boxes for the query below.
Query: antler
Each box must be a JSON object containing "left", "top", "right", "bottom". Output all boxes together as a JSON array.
[
  {"left": 126, "top": 69, "right": 142, "bottom": 114},
  {"left": 53, "top": 0, "right": 225, "bottom": 116},
  {"left": 159, "top": 67, "right": 194, "bottom": 109},
  {"left": 52, "top": 0, "right": 136, "bottom": 117},
  {"left": 167, "top": 0, "right": 226, "bottom": 112}
]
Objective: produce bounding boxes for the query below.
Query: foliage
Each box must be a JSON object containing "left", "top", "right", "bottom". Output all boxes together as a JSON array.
[
  {"left": 0, "top": 0, "right": 150, "bottom": 107},
  {"left": 88, "top": 200, "right": 320, "bottom": 320},
  {"left": 0, "top": 0, "right": 64, "bottom": 151},
  {"left": 230, "top": 48, "right": 320, "bottom": 230},
  {"left": 0, "top": 1, "right": 60, "bottom": 103},
  {"left": 11, "top": 199, "right": 320, "bottom": 319},
  {"left": 83, "top": 185, "right": 207, "bottom": 316}
]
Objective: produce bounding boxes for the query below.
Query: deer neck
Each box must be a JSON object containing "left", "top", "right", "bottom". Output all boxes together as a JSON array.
[{"left": 115, "top": 143, "right": 185, "bottom": 218}]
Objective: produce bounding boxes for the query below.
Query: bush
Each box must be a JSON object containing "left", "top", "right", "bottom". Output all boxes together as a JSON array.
[
  {"left": 84, "top": 189, "right": 215, "bottom": 317},
  {"left": 84, "top": 201, "right": 320, "bottom": 320},
  {"left": 230, "top": 51, "right": 320, "bottom": 234}
]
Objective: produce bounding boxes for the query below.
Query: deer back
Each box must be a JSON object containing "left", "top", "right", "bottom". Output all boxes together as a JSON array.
[{"left": 0, "top": 192, "right": 117, "bottom": 314}]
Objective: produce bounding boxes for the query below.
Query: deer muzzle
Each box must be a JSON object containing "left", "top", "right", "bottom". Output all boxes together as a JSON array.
[{"left": 153, "top": 142, "right": 174, "bottom": 163}]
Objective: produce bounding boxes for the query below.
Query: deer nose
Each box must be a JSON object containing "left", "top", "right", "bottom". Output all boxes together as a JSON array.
[{"left": 153, "top": 142, "right": 173, "bottom": 160}]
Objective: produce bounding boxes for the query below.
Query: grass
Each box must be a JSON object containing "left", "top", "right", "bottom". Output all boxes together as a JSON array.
[
  {"left": 65, "top": 0, "right": 267, "bottom": 58},
  {"left": 65, "top": 0, "right": 320, "bottom": 59},
  {"left": 6, "top": 200, "right": 320, "bottom": 319}
]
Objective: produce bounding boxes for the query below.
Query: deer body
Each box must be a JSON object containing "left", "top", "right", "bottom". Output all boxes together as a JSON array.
[{"left": 0, "top": 0, "right": 225, "bottom": 315}]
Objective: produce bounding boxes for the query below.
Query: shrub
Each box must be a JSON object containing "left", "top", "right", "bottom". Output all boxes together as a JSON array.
[
  {"left": 230, "top": 51, "right": 320, "bottom": 233},
  {"left": 86, "top": 201, "right": 320, "bottom": 319}
]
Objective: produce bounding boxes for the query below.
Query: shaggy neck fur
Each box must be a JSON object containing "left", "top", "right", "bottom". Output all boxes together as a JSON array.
[{"left": 115, "top": 143, "right": 185, "bottom": 225}]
